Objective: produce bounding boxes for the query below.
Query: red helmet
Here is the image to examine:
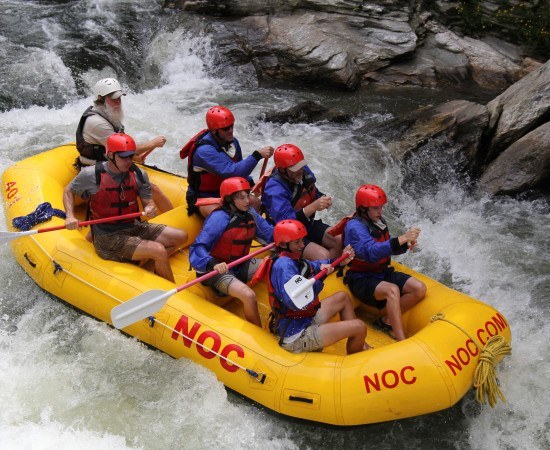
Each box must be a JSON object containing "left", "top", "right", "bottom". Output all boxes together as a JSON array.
[
  {"left": 106, "top": 133, "right": 136, "bottom": 157},
  {"left": 206, "top": 106, "right": 235, "bottom": 130},
  {"left": 355, "top": 184, "right": 387, "bottom": 208},
  {"left": 274, "top": 219, "right": 307, "bottom": 246},
  {"left": 220, "top": 177, "right": 251, "bottom": 201},
  {"left": 273, "top": 144, "right": 306, "bottom": 171}
]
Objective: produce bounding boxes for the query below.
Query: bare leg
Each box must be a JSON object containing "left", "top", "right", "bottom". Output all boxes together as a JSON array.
[
  {"left": 322, "top": 229, "right": 343, "bottom": 259},
  {"left": 373, "top": 282, "right": 406, "bottom": 341},
  {"left": 316, "top": 291, "right": 367, "bottom": 354},
  {"left": 152, "top": 184, "right": 173, "bottom": 213},
  {"left": 130, "top": 227, "right": 187, "bottom": 283},
  {"left": 400, "top": 277, "right": 426, "bottom": 312},
  {"left": 227, "top": 279, "right": 262, "bottom": 327},
  {"left": 132, "top": 240, "right": 175, "bottom": 282},
  {"left": 302, "top": 241, "right": 331, "bottom": 260},
  {"left": 153, "top": 226, "right": 188, "bottom": 256}
]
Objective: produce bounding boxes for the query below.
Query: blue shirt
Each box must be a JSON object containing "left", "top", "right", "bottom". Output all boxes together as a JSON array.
[
  {"left": 343, "top": 216, "right": 406, "bottom": 280},
  {"left": 192, "top": 132, "right": 258, "bottom": 197},
  {"left": 270, "top": 255, "right": 329, "bottom": 339},
  {"left": 261, "top": 167, "right": 322, "bottom": 229},
  {"left": 190, "top": 207, "right": 274, "bottom": 273}
]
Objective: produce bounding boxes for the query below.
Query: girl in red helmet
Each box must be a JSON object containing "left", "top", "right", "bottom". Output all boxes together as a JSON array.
[
  {"left": 189, "top": 177, "right": 274, "bottom": 327},
  {"left": 63, "top": 133, "right": 188, "bottom": 283},
  {"left": 340, "top": 184, "right": 426, "bottom": 341},
  {"left": 261, "top": 143, "right": 343, "bottom": 260},
  {"left": 259, "top": 219, "right": 368, "bottom": 354}
]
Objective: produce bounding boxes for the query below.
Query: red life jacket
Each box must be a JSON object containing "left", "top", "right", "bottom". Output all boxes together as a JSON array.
[
  {"left": 89, "top": 164, "right": 140, "bottom": 222},
  {"left": 271, "top": 171, "right": 317, "bottom": 211},
  {"left": 263, "top": 253, "right": 321, "bottom": 337},
  {"left": 210, "top": 209, "right": 256, "bottom": 263},
  {"left": 183, "top": 130, "right": 241, "bottom": 216},
  {"left": 182, "top": 129, "right": 240, "bottom": 193},
  {"left": 347, "top": 216, "right": 391, "bottom": 273}
]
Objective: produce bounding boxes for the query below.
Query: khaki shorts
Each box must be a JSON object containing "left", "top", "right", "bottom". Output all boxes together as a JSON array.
[
  {"left": 93, "top": 222, "right": 166, "bottom": 262},
  {"left": 202, "top": 258, "right": 261, "bottom": 296},
  {"left": 281, "top": 315, "right": 323, "bottom": 353}
]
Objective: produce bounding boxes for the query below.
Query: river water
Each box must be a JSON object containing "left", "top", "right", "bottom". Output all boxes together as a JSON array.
[{"left": 0, "top": 1, "right": 549, "bottom": 449}]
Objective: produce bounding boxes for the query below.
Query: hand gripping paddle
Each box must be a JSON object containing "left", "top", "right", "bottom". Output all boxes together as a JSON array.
[{"left": 284, "top": 253, "right": 349, "bottom": 309}]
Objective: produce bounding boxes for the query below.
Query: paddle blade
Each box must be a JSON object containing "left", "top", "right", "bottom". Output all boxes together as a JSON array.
[
  {"left": 111, "top": 288, "right": 176, "bottom": 329},
  {"left": 284, "top": 275, "right": 316, "bottom": 309},
  {"left": 0, "top": 229, "right": 38, "bottom": 243}
]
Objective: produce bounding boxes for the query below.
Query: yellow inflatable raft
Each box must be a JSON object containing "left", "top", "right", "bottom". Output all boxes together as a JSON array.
[{"left": 1, "top": 144, "right": 511, "bottom": 426}]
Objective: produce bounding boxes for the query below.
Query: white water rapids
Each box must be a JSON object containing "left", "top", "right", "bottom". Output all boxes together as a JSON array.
[{"left": 0, "top": 1, "right": 549, "bottom": 449}]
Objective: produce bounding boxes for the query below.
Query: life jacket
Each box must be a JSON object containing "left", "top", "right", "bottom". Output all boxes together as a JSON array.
[
  {"left": 89, "top": 163, "right": 142, "bottom": 222},
  {"left": 75, "top": 106, "right": 124, "bottom": 161},
  {"left": 263, "top": 253, "right": 321, "bottom": 339},
  {"left": 328, "top": 214, "right": 353, "bottom": 237},
  {"left": 182, "top": 130, "right": 239, "bottom": 215},
  {"left": 210, "top": 208, "right": 257, "bottom": 263},
  {"left": 271, "top": 170, "right": 317, "bottom": 211},
  {"left": 346, "top": 215, "right": 391, "bottom": 273}
]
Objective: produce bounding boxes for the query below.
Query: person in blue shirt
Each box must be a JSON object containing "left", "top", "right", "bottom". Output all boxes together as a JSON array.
[
  {"left": 261, "top": 144, "right": 342, "bottom": 260},
  {"left": 264, "top": 219, "right": 367, "bottom": 354},
  {"left": 342, "top": 184, "right": 426, "bottom": 341},
  {"left": 189, "top": 177, "right": 274, "bottom": 327},
  {"left": 186, "top": 106, "right": 274, "bottom": 217}
]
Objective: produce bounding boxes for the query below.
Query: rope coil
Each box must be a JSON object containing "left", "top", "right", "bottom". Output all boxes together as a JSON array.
[{"left": 431, "top": 313, "right": 511, "bottom": 407}]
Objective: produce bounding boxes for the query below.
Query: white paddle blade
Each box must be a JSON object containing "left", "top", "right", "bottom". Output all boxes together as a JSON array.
[
  {"left": 0, "top": 229, "right": 38, "bottom": 243},
  {"left": 111, "top": 289, "right": 176, "bottom": 329},
  {"left": 284, "top": 275, "right": 316, "bottom": 309}
]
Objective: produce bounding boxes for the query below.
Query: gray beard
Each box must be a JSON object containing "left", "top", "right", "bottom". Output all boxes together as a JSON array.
[{"left": 97, "top": 103, "right": 124, "bottom": 130}]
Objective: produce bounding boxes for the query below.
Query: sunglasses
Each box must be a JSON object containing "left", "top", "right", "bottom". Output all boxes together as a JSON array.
[
  {"left": 116, "top": 153, "right": 134, "bottom": 160},
  {"left": 220, "top": 124, "right": 234, "bottom": 132}
]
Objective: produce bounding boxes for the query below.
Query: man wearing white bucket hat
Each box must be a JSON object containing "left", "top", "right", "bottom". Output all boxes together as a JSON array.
[{"left": 75, "top": 77, "right": 172, "bottom": 212}]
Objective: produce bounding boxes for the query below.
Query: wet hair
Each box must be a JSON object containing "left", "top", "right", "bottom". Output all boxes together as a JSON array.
[{"left": 223, "top": 194, "right": 235, "bottom": 207}]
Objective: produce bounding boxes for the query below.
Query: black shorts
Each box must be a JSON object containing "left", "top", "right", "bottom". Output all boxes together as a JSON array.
[
  {"left": 304, "top": 219, "right": 330, "bottom": 247},
  {"left": 346, "top": 267, "right": 411, "bottom": 309}
]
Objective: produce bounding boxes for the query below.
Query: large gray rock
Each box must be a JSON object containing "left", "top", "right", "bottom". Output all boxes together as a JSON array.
[
  {"left": 370, "top": 100, "right": 488, "bottom": 169},
  {"left": 260, "top": 100, "right": 352, "bottom": 123},
  {"left": 484, "top": 59, "right": 550, "bottom": 163},
  {"left": 166, "top": 0, "right": 539, "bottom": 90},
  {"left": 480, "top": 122, "right": 550, "bottom": 195},
  {"left": 233, "top": 11, "right": 418, "bottom": 89}
]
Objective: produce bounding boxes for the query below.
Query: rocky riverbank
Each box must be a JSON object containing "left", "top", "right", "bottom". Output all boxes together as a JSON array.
[{"left": 164, "top": 1, "right": 549, "bottom": 196}]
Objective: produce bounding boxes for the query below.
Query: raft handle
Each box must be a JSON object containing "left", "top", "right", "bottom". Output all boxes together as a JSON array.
[
  {"left": 24, "top": 253, "right": 37, "bottom": 268},
  {"left": 288, "top": 395, "right": 314, "bottom": 404}
]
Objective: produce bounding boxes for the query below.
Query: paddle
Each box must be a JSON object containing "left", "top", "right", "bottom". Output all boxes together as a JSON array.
[
  {"left": 0, "top": 212, "right": 144, "bottom": 244},
  {"left": 259, "top": 157, "right": 269, "bottom": 178},
  {"left": 284, "top": 252, "right": 350, "bottom": 309},
  {"left": 111, "top": 242, "right": 276, "bottom": 329}
]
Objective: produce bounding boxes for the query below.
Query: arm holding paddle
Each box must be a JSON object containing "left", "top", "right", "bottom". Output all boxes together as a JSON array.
[
  {"left": 283, "top": 247, "right": 354, "bottom": 309},
  {"left": 63, "top": 183, "right": 81, "bottom": 230},
  {"left": 134, "top": 135, "right": 166, "bottom": 160}
]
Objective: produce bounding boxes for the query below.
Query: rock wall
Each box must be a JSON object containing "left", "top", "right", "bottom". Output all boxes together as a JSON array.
[
  {"left": 165, "top": 0, "right": 545, "bottom": 90},
  {"left": 165, "top": 0, "right": 549, "bottom": 196},
  {"left": 368, "top": 60, "right": 550, "bottom": 196}
]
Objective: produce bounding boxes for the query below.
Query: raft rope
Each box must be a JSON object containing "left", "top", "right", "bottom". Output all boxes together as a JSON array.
[
  {"left": 30, "top": 239, "right": 267, "bottom": 384},
  {"left": 431, "top": 313, "right": 511, "bottom": 407},
  {"left": 12, "top": 202, "right": 66, "bottom": 231},
  {"left": 147, "top": 316, "right": 267, "bottom": 384}
]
